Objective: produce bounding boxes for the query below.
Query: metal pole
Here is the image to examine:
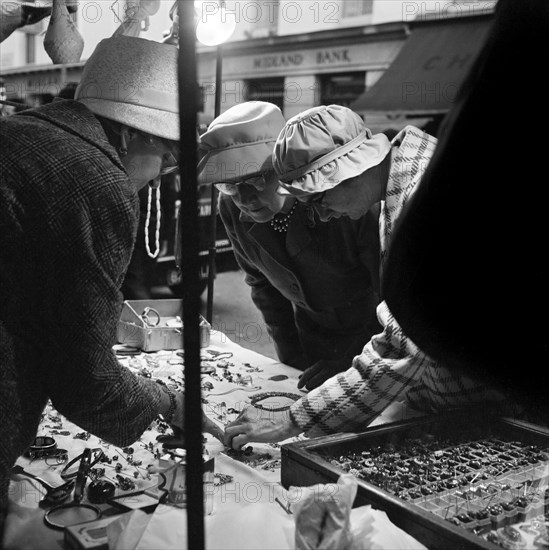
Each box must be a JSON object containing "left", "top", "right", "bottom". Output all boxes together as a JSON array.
[
  {"left": 205, "top": 44, "right": 223, "bottom": 324},
  {"left": 177, "top": 1, "right": 204, "bottom": 549}
]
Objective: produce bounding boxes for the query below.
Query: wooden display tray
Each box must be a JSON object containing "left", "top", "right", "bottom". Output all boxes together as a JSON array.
[{"left": 281, "top": 411, "right": 549, "bottom": 550}]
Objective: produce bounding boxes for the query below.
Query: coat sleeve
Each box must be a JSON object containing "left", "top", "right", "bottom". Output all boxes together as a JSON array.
[
  {"left": 289, "top": 302, "right": 431, "bottom": 437},
  {"left": 219, "top": 198, "right": 307, "bottom": 368},
  {"left": 16, "top": 150, "right": 165, "bottom": 447}
]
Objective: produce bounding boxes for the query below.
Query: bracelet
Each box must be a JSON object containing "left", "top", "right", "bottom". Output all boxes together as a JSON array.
[
  {"left": 249, "top": 392, "right": 301, "bottom": 412},
  {"left": 60, "top": 448, "right": 104, "bottom": 481},
  {"left": 157, "top": 381, "right": 177, "bottom": 424}
]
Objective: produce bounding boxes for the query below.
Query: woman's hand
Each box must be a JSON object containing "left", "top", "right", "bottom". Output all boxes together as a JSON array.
[
  {"left": 224, "top": 405, "right": 302, "bottom": 450},
  {"left": 297, "top": 359, "right": 346, "bottom": 390}
]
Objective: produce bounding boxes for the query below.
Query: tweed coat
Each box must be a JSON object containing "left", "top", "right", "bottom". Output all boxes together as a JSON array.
[
  {"left": 290, "top": 126, "right": 507, "bottom": 437},
  {"left": 219, "top": 194, "right": 382, "bottom": 370},
  {"left": 0, "top": 100, "right": 163, "bottom": 519}
]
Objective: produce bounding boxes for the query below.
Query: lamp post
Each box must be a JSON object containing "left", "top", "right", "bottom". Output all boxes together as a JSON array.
[
  {"left": 176, "top": 1, "right": 204, "bottom": 549},
  {"left": 196, "top": 0, "right": 236, "bottom": 324}
]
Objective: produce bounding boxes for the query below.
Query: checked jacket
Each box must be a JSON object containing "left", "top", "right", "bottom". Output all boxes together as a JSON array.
[{"left": 289, "top": 126, "right": 506, "bottom": 437}]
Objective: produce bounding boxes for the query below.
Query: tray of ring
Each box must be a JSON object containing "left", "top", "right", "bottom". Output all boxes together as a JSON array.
[
  {"left": 117, "top": 299, "right": 211, "bottom": 352},
  {"left": 281, "top": 410, "right": 549, "bottom": 550}
]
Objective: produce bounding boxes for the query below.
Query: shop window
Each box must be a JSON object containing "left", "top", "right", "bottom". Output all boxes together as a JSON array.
[
  {"left": 243, "top": 78, "right": 284, "bottom": 110},
  {"left": 342, "top": 0, "right": 373, "bottom": 18},
  {"left": 320, "top": 72, "right": 366, "bottom": 108}
]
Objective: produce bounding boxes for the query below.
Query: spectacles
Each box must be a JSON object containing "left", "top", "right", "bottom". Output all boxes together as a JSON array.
[{"left": 215, "top": 173, "right": 269, "bottom": 196}]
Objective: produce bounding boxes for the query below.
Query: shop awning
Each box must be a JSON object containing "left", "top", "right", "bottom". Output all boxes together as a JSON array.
[{"left": 353, "top": 16, "right": 492, "bottom": 114}]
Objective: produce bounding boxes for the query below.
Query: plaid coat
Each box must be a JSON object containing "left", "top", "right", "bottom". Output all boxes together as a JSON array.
[
  {"left": 0, "top": 100, "right": 163, "bottom": 517},
  {"left": 290, "top": 126, "right": 506, "bottom": 437}
]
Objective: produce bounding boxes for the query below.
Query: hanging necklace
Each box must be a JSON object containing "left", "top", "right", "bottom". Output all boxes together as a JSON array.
[
  {"left": 145, "top": 181, "right": 161, "bottom": 259},
  {"left": 270, "top": 201, "right": 297, "bottom": 233}
]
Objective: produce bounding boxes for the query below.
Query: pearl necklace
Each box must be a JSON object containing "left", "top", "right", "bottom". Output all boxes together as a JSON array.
[{"left": 270, "top": 201, "right": 297, "bottom": 233}]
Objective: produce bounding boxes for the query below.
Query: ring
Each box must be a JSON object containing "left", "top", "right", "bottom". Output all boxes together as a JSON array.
[{"left": 141, "top": 307, "right": 161, "bottom": 328}]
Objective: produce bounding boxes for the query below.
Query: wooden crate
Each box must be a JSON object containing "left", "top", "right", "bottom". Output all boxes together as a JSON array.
[{"left": 281, "top": 411, "right": 549, "bottom": 550}]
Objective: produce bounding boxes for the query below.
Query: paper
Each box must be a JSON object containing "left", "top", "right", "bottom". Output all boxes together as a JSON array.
[
  {"left": 350, "top": 506, "right": 428, "bottom": 550},
  {"left": 136, "top": 504, "right": 294, "bottom": 550}
]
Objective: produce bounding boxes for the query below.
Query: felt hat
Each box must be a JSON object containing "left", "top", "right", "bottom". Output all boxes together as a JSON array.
[
  {"left": 75, "top": 35, "right": 179, "bottom": 140},
  {"left": 197, "top": 101, "right": 285, "bottom": 186},
  {"left": 273, "top": 104, "right": 391, "bottom": 194}
]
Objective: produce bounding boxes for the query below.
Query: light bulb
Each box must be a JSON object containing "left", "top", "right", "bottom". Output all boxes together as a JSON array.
[{"left": 196, "top": 3, "right": 236, "bottom": 46}]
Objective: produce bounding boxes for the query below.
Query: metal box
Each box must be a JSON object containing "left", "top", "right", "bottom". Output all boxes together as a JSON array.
[
  {"left": 281, "top": 411, "right": 549, "bottom": 550},
  {"left": 117, "top": 299, "right": 210, "bottom": 352}
]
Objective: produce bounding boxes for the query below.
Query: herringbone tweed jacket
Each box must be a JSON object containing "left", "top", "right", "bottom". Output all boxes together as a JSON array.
[
  {"left": 0, "top": 100, "right": 163, "bottom": 519},
  {"left": 290, "top": 126, "right": 506, "bottom": 437}
]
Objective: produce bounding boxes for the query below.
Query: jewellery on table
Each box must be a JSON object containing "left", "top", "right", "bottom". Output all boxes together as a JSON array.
[
  {"left": 249, "top": 391, "right": 302, "bottom": 412},
  {"left": 206, "top": 386, "right": 262, "bottom": 397},
  {"left": 214, "top": 472, "right": 234, "bottom": 486},
  {"left": 141, "top": 306, "right": 161, "bottom": 327},
  {"left": 60, "top": 448, "right": 104, "bottom": 481},
  {"left": 25, "top": 436, "right": 57, "bottom": 459},
  {"left": 270, "top": 201, "right": 297, "bottom": 233},
  {"left": 46, "top": 448, "right": 102, "bottom": 530}
]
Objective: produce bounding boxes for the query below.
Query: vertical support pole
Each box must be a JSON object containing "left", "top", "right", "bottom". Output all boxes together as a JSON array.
[
  {"left": 205, "top": 44, "right": 223, "bottom": 324},
  {"left": 177, "top": 1, "right": 204, "bottom": 549}
]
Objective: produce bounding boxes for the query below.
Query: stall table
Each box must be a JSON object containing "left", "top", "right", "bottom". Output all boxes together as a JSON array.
[{"left": 2, "top": 330, "right": 418, "bottom": 550}]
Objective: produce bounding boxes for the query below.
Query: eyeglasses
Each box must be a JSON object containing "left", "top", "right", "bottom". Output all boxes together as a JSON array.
[{"left": 214, "top": 173, "right": 269, "bottom": 196}]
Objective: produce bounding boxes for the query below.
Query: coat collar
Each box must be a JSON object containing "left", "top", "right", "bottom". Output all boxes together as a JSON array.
[{"left": 17, "top": 99, "right": 126, "bottom": 172}]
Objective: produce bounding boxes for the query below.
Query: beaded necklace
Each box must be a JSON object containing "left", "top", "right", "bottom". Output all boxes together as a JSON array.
[
  {"left": 270, "top": 201, "right": 298, "bottom": 233},
  {"left": 249, "top": 391, "right": 302, "bottom": 412}
]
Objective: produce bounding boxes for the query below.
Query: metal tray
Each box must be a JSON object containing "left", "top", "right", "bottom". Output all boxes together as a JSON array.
[{"left": 117, "top": 299, "right": 210, "bottom": 351}]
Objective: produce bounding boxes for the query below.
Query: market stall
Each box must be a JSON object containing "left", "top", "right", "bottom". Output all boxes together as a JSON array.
[{"left": 2, "top": 329, "right": 423, "bottom": 550}]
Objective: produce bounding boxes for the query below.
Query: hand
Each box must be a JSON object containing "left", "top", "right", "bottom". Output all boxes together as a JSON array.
[
  {"left": 297, "top": 359, "right": 347, "bottom": 390},
  {"left": 203, "top": 414, "right": 224, "bottom": 443},
  {"left": 169, "top": 391, "right": 224, "bottom": 443},
  {"left": 160, "top": 411, "right": 224, "bottom": 447},
  {"left": 224, "top": 405, "right": 302, "bottom": 450}
]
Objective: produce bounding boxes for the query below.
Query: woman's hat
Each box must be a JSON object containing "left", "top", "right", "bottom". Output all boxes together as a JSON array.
[
  {"left": 197, "top": 101, "right": 285, "bottom": 186},
  {"left": 75, "top": 35, "right": 179, "bottom": 141},
  {"left": 273, "top": 104, "right": 391, "bottom": 194}
]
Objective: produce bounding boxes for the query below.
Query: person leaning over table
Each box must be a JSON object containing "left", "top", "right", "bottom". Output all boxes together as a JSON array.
[
  {"left": 198, "top": 101, "right": 382, "bottom": 390},
  {"left": 0, "top": 35, "right": 221, "bottom": 529},
  {"left": 224, "top": 105, "right": 511, "bottom": 449}
]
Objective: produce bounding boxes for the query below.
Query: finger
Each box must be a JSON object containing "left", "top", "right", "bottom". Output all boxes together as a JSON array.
[
  {"left": 305, "top": 374, "right": 324, "bottom": 390},
  {"left": 204, "top": 419, "right": 224, "bottom": 443},
  {"left": 230, "top": 433, "right": 249, "bottom": 450},
  {"left": 297, "top": 368, "right": 314, "bottom": 389},
  {"left": 224, "top": 424, "right": 247, "bottom": 448}
]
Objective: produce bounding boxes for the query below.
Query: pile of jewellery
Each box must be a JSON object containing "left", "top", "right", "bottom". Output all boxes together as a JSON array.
[{"left": 316, "top": 431, "right": 549, "bottom": 548}]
